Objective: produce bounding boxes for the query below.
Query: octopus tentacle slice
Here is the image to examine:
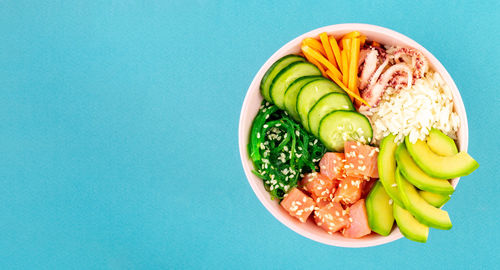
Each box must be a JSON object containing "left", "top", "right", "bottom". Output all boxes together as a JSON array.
[
  {"left": 392, "top": 47, "right": 428, "bottom": 79},
  {"left": 360, "top": 63, "right": 413, "bottom": 108},
  {"left": 358, "top": 49, "right": 379, "bottom": 90}
]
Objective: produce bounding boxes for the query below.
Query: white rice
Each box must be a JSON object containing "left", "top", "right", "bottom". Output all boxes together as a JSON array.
[{"left": 362, "top": 72, "right": 460, "bottom": 144}]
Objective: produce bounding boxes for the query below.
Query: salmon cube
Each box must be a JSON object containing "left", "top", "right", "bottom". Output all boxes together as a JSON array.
[
  {"left": 314, "top": 202, "right": 349, "bottom": 234},
  {"left": 334, "top": 175, "right": 365, "bottom": 205},
  {"left": 300, "top": 172, "right": 334, "bottom": 199},
  {"left": 319, "top": 152, "right": 345, "bottom": 180},
  {"left": 344, "top": 141, "right": 379, "bottom": 178},
  {"left": 280, "top": 187, "right": 315, "bottom": 223},
  {"left": 361, "top": 178, "right": 376, "bottom": 198},
  {"left": 343, "top": 199, "right": 371, "bottom": 238},
  {"left": 311, "top": 192, "right": 334, "bottom": 208}
]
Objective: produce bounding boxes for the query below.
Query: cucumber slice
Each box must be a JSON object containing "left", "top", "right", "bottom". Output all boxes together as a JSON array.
[
  {"left": 393, "top": 203, "right": 429, "bottom": 243},
  {"left": 296, "top": 79, "right": 342, "bottom": 131},
  {"left": 260, "top": 55, "right": 306, "bottom": 102},
  {"left": 378, "top": 134, "right": 405, "bottom": 208},
  {"left": 270, "top": 62, "right": 321, "bottom": 109},
  {"left": 318, "top": 111, "right": 372, "bottom": 152},
  {"left": 396, "top": 169, "right": 452, "bottom": 230},
  {"left": 396, "top": 143, "right": 455, "bottom": 195},
  {"left": 366, "top": 181, "right": 395, "bottom": 236},
  {"left": 307, "top": 92, "right": 354, "bottom": 137},
  {"left": 284, "top": 76, "right": 323, "bottom": 121}
]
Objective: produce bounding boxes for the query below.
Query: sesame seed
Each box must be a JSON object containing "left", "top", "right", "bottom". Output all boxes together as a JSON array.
[
  {"left": 256, "top": 133, "right": 260, "bottom": 139},
  {"left": 391, "top": 183, "right": 397, "bottom": 187}
]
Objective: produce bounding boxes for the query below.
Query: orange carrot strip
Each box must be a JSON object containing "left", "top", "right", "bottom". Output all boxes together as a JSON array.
[
  {"left": 342, "top": 31, "right": 361, "bottom": 40},
  {"left": 329, "top": 36, "right": 343, "bottom": 71},
  {"left": 342, "top": 39, "right": 351, "bottom": 64},
  {"left": 359, "top": 35, "right": 367, "bottom": 47},
  {"left": 304, "top": 52, "right": 327, "bottom": 77},
  {"left": 319, "top": 32, "right": 337, "bottom": 68},
  {"left": 326, "top": 70, "right": 370, "bottom": 107},
  {"left": 372, "top": 41, "right": 381, "bottom": 47},
  {"left": 302, "top": 45, "right": 342, "bottom": 80},
  {"left": 302, "top": 38, "right": 326, "bottom": 56},
  {"left": 341, "top": 50, "right": 349, "bottom": 87},
  {"left": 348, "top": 38, "right": 361, "bottom": 101}
]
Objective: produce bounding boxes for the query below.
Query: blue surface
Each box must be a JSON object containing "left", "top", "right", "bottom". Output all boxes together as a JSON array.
[{"left": 1, "top": 1, "right": 499, "bottom": 269}]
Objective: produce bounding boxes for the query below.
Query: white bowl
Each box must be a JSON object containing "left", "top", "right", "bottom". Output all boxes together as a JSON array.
[{"left": 238, "top": 23, "right": 468, "bottom": 247}]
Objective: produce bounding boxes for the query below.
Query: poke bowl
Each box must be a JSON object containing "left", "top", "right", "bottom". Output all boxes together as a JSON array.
[{"left": 238, "top": 24, "right": 477, "bottom": 247}]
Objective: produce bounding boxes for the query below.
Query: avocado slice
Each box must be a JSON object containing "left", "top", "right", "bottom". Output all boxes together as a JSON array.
[
  {"left": 419, "top": 191, "right": 451, "bottom": 208},
  {"left": 396, "top": 169, "right": 452, "bottom": 230},
  {"left": 427, "top": 129, "right": 458, "bottom": 156},
  {"left": 405, "top": 136, "right": 479, "bottom": 179},
  {"left": 396, "top": 143, "right": 455, "bottom": 195},
  {"left": 366, "top": 181, "right": 395, "bottom": 236},
  {"left": 377, "top": 134, "right": 405, "bottom": 207},
  {"left": 393, "top": 203, "right": 429, "bottom": 243}
]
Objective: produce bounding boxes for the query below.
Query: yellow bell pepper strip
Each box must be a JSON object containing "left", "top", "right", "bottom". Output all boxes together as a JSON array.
[
  {"left": 319, "top": 32, "right": 337, "bottom": 68},
  {"left": 301, "top": 45, "right": 342, "bottom": 81},
  {"left": 326, "top": 70, "right": 370, "bottom": 107},
  {"left": 302, "top": 38, "right": 326, "bottom": 56},
  {"left": 329, "top": 36, "right": 343, "bottom": 71}
]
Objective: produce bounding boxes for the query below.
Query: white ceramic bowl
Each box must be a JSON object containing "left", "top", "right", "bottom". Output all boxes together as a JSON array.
[{"left": 238, "top": 23, "right": 468, "bottom": 247}]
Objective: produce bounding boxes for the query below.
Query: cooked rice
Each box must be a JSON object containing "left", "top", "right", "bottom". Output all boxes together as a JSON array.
[{"left": 362, "top": 72, "right": 460, "bottom": 144}]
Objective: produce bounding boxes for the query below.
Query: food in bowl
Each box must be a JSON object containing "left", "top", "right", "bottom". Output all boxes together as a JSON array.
[{"left": 246, "top": 29, "right": 479, "bottom": 243}]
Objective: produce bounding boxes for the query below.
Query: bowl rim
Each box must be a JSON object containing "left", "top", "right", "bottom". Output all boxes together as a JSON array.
[{"left": 238, "top": 23, "right": 468, "bottom": 247}]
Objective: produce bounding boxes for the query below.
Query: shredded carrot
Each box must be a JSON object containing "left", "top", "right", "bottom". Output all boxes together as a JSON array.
[
  {"left": 329, "top": 36, "right": 343, "bottom": 71},
  {"left": 304, "top": 52, "right": 327, "bottom": 77},
  {"left": 302, "top": 45, "right": 342, "bottom": 81},
  {"left": 326, "top": 70, "right": 370, "bottom": 107},
  {"left": 372, "top": 41, "right": 381, "bottom": 47},
  {"left": 302, "top": 38, "right": 326, "bottom": 56},
  {"left": 348, "top": 38, "right": 361, "bottom": 103},
  {"left": 319, "top": 32, "right": 337, "bottom": 68},
  {"left": 341, "top": 50, "right": 349, "bottom": 87}
]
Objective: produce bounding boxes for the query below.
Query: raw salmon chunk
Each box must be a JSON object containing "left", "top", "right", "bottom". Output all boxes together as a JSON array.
[
  {"left": 333, "top": 175, "right": 365, "bottom": 205},
  {"left": 280, "top": 187, "right": 315, "bottom": 223},
  {"left": 344, "top": 141, "right": 379, "bottom": 178},
  {"left": 319, "top": 152, "right": 345, "bottom": 180},
  {"left": 314, "top": 202, "right": 349, "bottom": 234},
  {"left": 300, "top": 172, "right": 335, "bottom": 199},
  {"left": 343, "top": 199, "right": 371, "bottom": 238}
]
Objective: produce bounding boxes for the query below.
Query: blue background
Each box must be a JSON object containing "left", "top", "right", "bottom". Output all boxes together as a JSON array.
[{"left": 1, "top": 1, "right": 499, "bottom": 269}]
